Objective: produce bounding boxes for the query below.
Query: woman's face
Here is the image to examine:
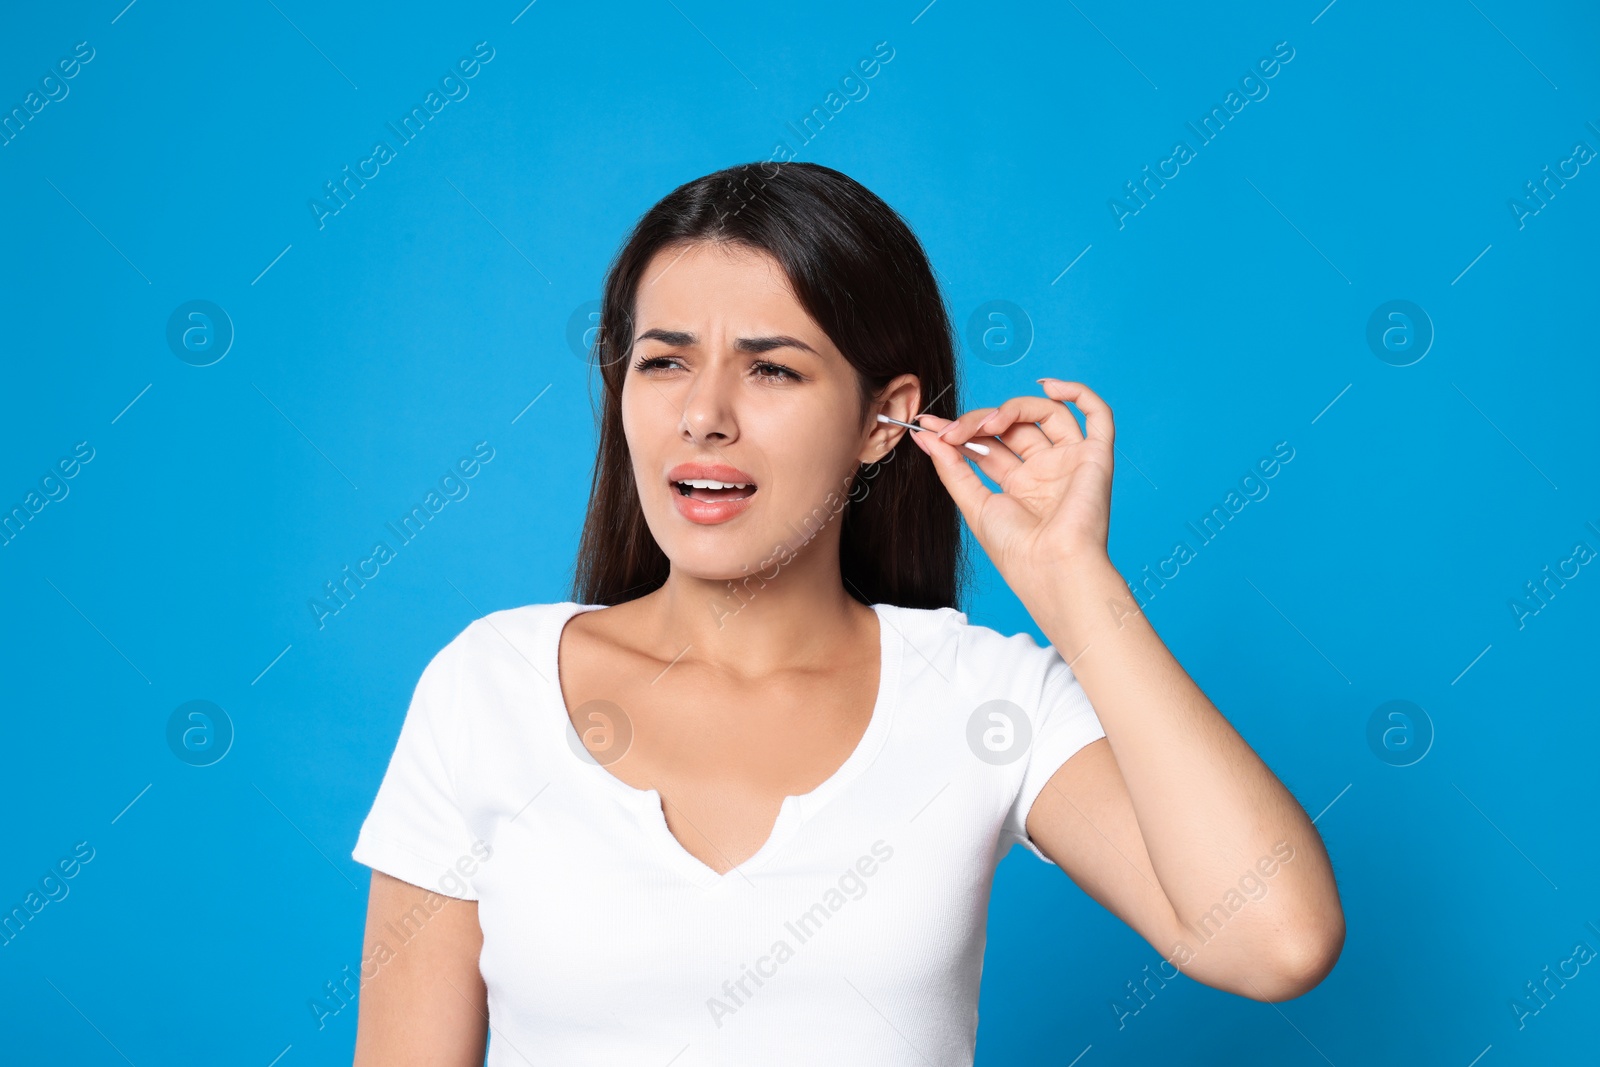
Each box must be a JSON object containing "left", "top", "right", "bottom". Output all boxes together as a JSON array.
[{"left": 621, "top": 240, "right": 916, "bottom": 582}]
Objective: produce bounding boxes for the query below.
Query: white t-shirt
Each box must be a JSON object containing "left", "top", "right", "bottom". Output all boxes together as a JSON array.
[{"left": 351, "top": 600, "right": 1106, "bottom": 1066}]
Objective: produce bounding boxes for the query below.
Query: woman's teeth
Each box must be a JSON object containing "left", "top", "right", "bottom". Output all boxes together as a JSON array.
[{"left": 675, "top": 479, "right": 755, "bottom": 500}]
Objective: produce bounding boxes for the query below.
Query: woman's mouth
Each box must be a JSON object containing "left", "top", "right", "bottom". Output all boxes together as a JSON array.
[
  {"left": 674, "top": 478, "right": 757, "bottom": 502},
  {"left": 666, "top": 465, "right": 759, "bottom": 525}
]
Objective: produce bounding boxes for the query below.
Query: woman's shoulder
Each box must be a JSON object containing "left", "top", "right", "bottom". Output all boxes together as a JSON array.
[
  {"left": 426, "top": 599, "right": 593, "bottom": 673},
  {"left": 879, "top": 601, "right": 1047, "bottom": 647},
  {"left": 879, "top": 601, "right": 1068, "bottom": 686}
]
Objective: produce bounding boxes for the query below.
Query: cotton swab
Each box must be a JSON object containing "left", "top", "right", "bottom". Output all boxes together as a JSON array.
[{"left": 877, "top": 413, "right": 991, "bottom": 456}]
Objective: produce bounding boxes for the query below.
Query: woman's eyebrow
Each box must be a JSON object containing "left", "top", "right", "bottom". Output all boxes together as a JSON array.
[
  {"left": 635, "top": 328, "right": 695, "bottom": 346},
  {"left": 737, "top": 334, "right": 818, "bottom": 356},
  {"left": 634, "top": 328, "right": 818, "bottom": 356}
]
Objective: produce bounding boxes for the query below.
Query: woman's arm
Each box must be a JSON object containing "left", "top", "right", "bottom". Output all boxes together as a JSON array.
[
  {"left": 910, "top": 380, "right": 1344, "bottom": 1000},
  {"left": 352, "top": 870, "right": 488, "bottom": 1066},
  {"left": 1024, "top": 556, "right": 1343, "bottom": 1001}
]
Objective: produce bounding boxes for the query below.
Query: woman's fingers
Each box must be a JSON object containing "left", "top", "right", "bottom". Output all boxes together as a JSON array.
[
  {"left": 932, "top": 405, "right": 1050, "bottom": 458},
  {"left": 961, "top": 404, "right": 1055, "bottom": 460},
  {"left": 914, "top": 380, "right": 1114, "bottom": 473},
  {"left": 925, "top": 406, "right": 997, "bottom": 448},
  {"left": 988, "top": 419, "right": 1054, "bottom": 460},
  {"left": 978, "top": 395, "right": 1080, "bottom": 448},
  {"left": 914, "top": 413, "right": 1023, "bottom": 482},
  {"left": 1038, "top": 379, "right": 1114, "bottom": 447},
  {"left": 909, "top": 415, "right": 997, "bottom": 529}
]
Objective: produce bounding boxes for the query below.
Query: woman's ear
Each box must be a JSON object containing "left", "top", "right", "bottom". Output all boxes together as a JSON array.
[{"left": 859, "top": 373, "right": 923, "bottom": 463}]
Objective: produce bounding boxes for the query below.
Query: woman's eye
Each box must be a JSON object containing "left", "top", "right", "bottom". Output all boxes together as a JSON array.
[
  {"left": 631, "top": 356, "right": 679, "bottom": 373},
  {"left": 753, "top": 362, "right": 799, "bottom": 381}
]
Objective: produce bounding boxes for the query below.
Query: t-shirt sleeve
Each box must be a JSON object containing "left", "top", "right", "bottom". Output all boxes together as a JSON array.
[
  {"left": 1000, "top": 646, "right": 1107, "bottom": 866},
  {"left": 351, "top": 627, "right": 483, "bottom": 900}
]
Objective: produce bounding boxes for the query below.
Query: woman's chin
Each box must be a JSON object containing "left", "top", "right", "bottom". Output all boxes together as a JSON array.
[
  {"left": 658, "top": 535, "right": 800, "bottom": 587},
  {"left": 664, "top": 550, "right": 767, "bottom": 583},
  {"left": 648, "top": 505, "right": 819, "bottom": 584}
]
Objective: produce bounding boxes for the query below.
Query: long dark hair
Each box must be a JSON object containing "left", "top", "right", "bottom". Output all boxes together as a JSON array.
[{"left": 570, "top": 161, "right": 967, "bottom": 611}]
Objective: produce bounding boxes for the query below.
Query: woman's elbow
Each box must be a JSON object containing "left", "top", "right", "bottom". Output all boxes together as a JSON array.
[{"left": 1255, "top": 909, "right": 1346, "bottom": 1001}]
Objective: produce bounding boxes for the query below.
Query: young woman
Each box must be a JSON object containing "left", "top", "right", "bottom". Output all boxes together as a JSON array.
[{"left": 350, "top": 162, "right": 1344, "bottom": 1065}]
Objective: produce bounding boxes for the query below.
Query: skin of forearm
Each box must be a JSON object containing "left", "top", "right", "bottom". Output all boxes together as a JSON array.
[{"left": 1023, "top": 552, "right": 1343, "bottom": 982}]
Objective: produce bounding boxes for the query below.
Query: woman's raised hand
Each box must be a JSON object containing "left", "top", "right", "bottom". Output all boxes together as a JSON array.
[{"left": 910, "top": 378, "right": 1115, "bottom": 588}]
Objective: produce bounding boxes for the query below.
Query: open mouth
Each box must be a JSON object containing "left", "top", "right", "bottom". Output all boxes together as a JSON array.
[{"left": 673, "top": 478, "right": 757, "bottom": 502}]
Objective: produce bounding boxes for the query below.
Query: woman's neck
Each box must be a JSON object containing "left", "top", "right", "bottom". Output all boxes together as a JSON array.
[{"left": 627, "top": 544, "right": 873, "bottom": 679}]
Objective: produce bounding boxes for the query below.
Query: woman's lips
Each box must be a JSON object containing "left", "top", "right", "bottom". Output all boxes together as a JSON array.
[
  {"left": 666, "top": 462, "right": 758, "bottom": 524},
  {"left": 672, "top": 489, "right": 752, "bottom": 527}
]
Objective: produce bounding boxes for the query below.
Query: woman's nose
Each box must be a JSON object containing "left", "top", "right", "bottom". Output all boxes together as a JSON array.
[{"left": 678, "top": 366, "right": 740, "bottom": 444}]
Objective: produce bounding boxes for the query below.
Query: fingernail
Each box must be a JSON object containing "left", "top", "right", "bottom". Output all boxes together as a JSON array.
[{"left": 974, "top": 410, "right": 996, "bottom": 430}]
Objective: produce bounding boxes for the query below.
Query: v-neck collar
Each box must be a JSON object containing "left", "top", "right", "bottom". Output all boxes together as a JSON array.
[{"left": 549, "top": 600, "right": 904, "bottom": 889}]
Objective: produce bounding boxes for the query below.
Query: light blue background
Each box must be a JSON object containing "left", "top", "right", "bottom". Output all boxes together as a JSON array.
[{"left": 2, "top": 1, "right": 1596, "bottom": 1063}]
